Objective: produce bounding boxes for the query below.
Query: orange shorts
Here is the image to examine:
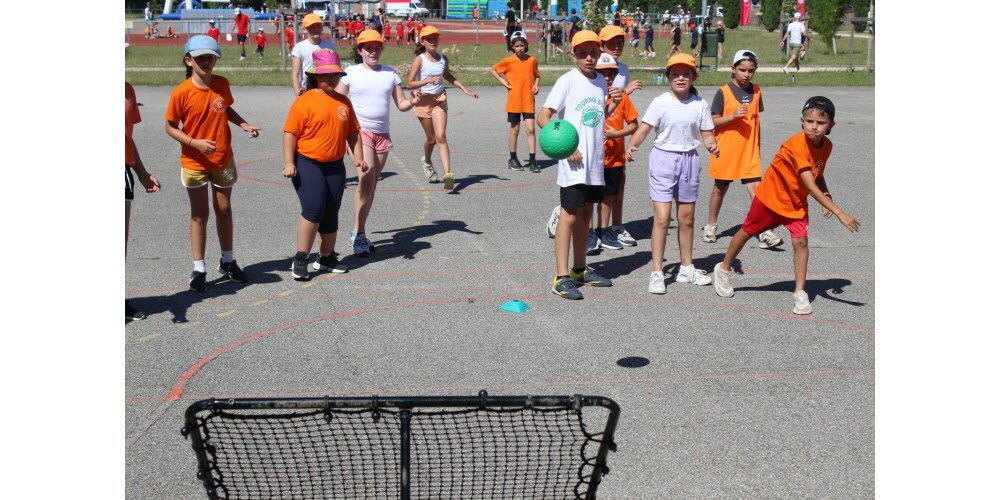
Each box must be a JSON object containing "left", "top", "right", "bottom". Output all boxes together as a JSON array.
[{"left": 414, "top": 92, "right": 448, "bottom": 118}]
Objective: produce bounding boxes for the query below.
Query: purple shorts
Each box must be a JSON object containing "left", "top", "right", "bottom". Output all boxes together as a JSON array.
[{"left": 648, "top": 147, "right": 701, "bottom": 203}]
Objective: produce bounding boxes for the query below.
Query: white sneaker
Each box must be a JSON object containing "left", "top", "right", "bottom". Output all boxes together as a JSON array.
[
  {"left": 713, "top": 263, "right": 734, "bottom": 297},
  {"left": 792, "top": 290, "right": 813, "bottom": 315},
  {"left": 758, "top": 230, "right": 783, "bottom": 249},
  {"left": 614, "top": 226, "right": 637, "bottom": 246},
  {"left": 676, "top": 266, "right": 712, "bottom": 285},
  {"left": 546, "top": 206, "right": 560, "bottom": 238},
  {"left": 422, "top": 157, "right": 438, "bottom": 182},
  {"left": 702, "top": 223, "right": 718, "bottom": 243},
  {"left": 648, "top": 271, "right": 666, "bottom": 294},
  {"left": 240, "top": 56, "right": 246, "bottom": 61}
]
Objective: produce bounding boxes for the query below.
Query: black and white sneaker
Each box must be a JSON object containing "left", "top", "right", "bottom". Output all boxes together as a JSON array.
[
  {"left": 219, "top": 259, "right": 248, "bottom": 282},
  {"left": 311, "top": 254, "right": 348, "bottom": 274},
  {"left": 189, "top": 271, "right": 208, "bottom": 293},
  {"left": 126, "top": 301, "right": 147, "bottom": 321},
  {"left": 291, "top": 252, "right": 310, "bottom": 281},
  {"left": 526, "top": 160, "right": 541, "bottom": 173},
  {"left": 508, "top": 158, "right": 525, "bottom": 171}
]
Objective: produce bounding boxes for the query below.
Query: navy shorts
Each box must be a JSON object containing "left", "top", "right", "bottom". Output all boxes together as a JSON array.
[
  {"left": 125, "top": 166, "right": 135, "bottom": 202},
  {"left": 603, "top": 166, "right": 624, "bottom": 196},
  {"left": 560, "top": 183, "right": 603, "bottom": 209},
  {"left": 292, "top": 153, "right": 347, "bottom": 234}
]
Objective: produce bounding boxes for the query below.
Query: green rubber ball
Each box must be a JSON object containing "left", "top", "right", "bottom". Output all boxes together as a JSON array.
[{"left": 539, "top": 119, "right": 580, "bottom": 160}]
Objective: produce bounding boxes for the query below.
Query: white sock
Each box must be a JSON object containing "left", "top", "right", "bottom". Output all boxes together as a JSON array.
[
  {"left": 320, "top": 252, "right": 331, "bottom": 257},
  {"left": 221, "top": 250, "right": 234, "bottom": 263},
  {"left": 193, "top": 260, "right": 206, "bottom": 273},
  {"left": 680, "top": 264, "right": 695, "bottom": 274}
]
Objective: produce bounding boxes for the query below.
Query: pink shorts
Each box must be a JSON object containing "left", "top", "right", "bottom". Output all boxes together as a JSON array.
[
  {"left": 742, "top": 197, "right": 809, "bottom": 238},
  {"left": 360, "top": 129, "right": 393, "bottom": 154}
]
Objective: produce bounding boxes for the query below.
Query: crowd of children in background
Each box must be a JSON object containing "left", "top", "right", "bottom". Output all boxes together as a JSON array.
[{"left": 126, "top": 17, "right": 860, "bottom": 321}]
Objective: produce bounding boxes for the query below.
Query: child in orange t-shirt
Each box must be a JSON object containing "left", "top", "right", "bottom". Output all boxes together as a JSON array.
[
  {"left": 703, "top": 50, "right": 782, "bottom": 249},
  {"left": 489, "top": 31, "right": 540, "bottom": 172},
  {"left": 125, "top": 81, "right": 161, "bottom": 321},
  {"left": 255, "top": 28, "right": 266, "bottom": 57},
  {"left": 713, "top": 97, "right": 860, "bottom": 315},
  {"left": 282, "top": 49, "right": 365, "bottom": 280},
  {"left": 164, "top": 36, "right": 261, "bottom": 293},
  {"left": 593, "top": 53, "right": 638, "bottom": 251}
]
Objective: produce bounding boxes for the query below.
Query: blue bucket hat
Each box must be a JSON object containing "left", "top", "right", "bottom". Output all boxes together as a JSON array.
[{"left": 185, "top": 35, "right": 222, "bottom": 58}]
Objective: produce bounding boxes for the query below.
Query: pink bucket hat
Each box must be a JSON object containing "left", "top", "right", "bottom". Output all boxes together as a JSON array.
[{"left": 306, "top": 49, "right": 345, "bottom": 75}]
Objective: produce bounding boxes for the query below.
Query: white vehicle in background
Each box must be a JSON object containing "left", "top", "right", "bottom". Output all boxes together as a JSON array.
[
  {"left": 296, "top": 0, "right": 333, "bottom": 20},
  {"left": 385, "top": 0, "right": 430, "bottom": 18}
]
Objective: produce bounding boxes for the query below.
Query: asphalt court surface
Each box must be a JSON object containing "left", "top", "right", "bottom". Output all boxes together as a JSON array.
[{"left": 125, "top": 83, "right": 874, "bottom": 498}]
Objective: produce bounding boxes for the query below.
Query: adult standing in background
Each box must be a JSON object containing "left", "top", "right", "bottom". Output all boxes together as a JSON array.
[
  {"left": 232, "top": 7, "right": 251, "bottom": 60},
  {"left": 505, "top": 3, "right": 517, "bottom": 50},
  {"left": 780, "top": 12, "right": 807, "bottom": 73},
  {"left": 144, "top": 2, "right": 153, "bottom": 34},
  {"left": 568, "top": 9, "right": 581, "bottom": 39},
  {"left": 274, "top": 7, "right": 283, "bottom": 34},
  {"left": 291, "top": 14, "right": 336, "bottom": 95},
  {"left": 372, "top": 8, "right": 384, "bottom": 33}
]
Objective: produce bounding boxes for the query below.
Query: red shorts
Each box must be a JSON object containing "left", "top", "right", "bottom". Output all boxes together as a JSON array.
[{"left": 742, "top": 197, "right": 809, "bottom": 238}]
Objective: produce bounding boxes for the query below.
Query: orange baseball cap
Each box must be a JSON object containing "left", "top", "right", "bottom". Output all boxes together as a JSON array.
[
  {"left": 419, "top": 25, "right": 440, "bottom": 39},
  {"left": 356, "top": 29, "right": 383, "bottom": 46},
  {"left": 666, "top": 53, "right": 697, "bottom": 72},
  {"left": 302, "top": 14, "right": 323, "bottom": 28},
  {"left": 570, "top": 30, "right": 600, "bottom": 50},
  {"left": 598, "top": 25, "right": 626, "bottom": 41}
]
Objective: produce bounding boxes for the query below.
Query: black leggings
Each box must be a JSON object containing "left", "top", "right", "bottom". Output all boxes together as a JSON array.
[{"left": 292, "top": 153, "right": 346, "bottom": 234}]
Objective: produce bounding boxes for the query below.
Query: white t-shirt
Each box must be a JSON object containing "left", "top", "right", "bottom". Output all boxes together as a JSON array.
[
  {"left": 611, "top": 60, "right": 630, "bottom": 91},
  {"left": 786, "top": 21, "right": 806, "bottom": 44},
  {"left": 419, "top": 53, "right": 446, "bottom": 95},
  {"left": 542, "top": 69, "right": 608, "bottom": 187},
  {"left": 291, "top": 38, "right": 336, "bottom": 88},
  {"left": 641, "top": 92, "right": 714, "bottom": 153},
  {"left": 341, "top": 64, "right": 402, "bottom": 134}
]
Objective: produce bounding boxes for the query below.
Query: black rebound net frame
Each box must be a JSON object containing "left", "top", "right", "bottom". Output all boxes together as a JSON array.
[{"left": 182, "top": 391, "right": 620, "bottom": 499}]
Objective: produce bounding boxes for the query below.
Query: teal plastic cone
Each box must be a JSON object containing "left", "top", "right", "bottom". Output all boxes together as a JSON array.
[{"left": 499, "top": 300, "right": 530, "bottom": 314}]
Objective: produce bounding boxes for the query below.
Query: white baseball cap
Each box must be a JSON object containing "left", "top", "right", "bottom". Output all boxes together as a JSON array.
[
  {"left": 732, "top": 49, "right": 758, "bottom": 66},
  {"left": 235, "top": 7, "right": 241, "bottom": 13},
  {"left": 793, "top": 12, "right": 801, "bottom": 18}
]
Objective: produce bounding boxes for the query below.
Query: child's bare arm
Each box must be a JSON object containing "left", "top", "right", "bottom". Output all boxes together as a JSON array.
[
  {"left": 406, "top": 56, "right": 427, "bottom": 89},
  {"left": 334, "top": 81, "right": 348, "bottom": 96},
  {"left": 489, "top": 68, "right": 511, "bottom": 89},
  {"left": 282, "top": 132, "right": 298, "bottom": 178},
  {"left": 392, "top": 85, "right": 416, "bottom": 112},
  {"left": 347, "top": 131, "right": 368, "bottom": 172},
  {"left": 537, "top": 107, "right": 556, "bottom": 129},
  {"left": 700, "top": 129, "right": 719, "bottom": 156},
  {"left": 606, "top": 86, "right": 622, "bottom": 116},
  {"left": 626, "top": 122, "right": 654, "bottom": 161},
  {"left": 166, "top": 119, "right": 216, "bottom": 154},
  {"left": 799, "top": 168, "right": 860, "bottom": 231},
  {"left": 445, "top": 61, "right": 478, "bottom": 98},
  {"left": 226, "top": 107, "right": 261, "bottom": 137},
  {"left": 128, "top": 137, "right": 160, "bottom": 193},
  {"left": 605, "top": 119, "right": 638, "bottom": 140},
  {"left": 532, "top": 76, "right": 540, "bottom": 95}
]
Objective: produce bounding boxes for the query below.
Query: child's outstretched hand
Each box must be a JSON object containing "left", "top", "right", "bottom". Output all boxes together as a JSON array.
[
  {"left": 608, "top": 86, "right": 622, "bottom": 103},
  {"left": 138, "top": 174, "right": 160, "bottom": 193},
  {"left": 626, "top": 145, "right": 639, "bottom": 162},
  {"left": 835, "top": 211, "right": 860, "bottom": 232},
  {"left": 624, "top": 80, "right": 643, "bottom": 94},
  {"left": 241, "top": 123, "right": 261, "bottom": 138},
  {"left": 464, "top": 88, "right": 479, "bottom": 99}
]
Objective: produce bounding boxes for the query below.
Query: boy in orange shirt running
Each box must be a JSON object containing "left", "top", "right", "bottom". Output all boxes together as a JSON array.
[
  {"left": 713, "top": 97, "right": 860, "bottom": 314},
  {"left": 489, "top": 31, "right": 541, "bottom": 173}
]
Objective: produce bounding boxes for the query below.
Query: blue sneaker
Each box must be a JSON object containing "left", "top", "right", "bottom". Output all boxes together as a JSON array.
[
  {"left": 551, "top": 276, "right": 583, "bottom": 300},
  {"left": 350, "top": 231, "right": 372, "bottom": 255},
  {"left": 600, "top": 229, "right": 624, "bottom": 250},
  {"left": 570, "top": 266, "right": 612, "bottom": 287},
  {"left": 586, "top": 230, "right": 601, "bottom": 255}
]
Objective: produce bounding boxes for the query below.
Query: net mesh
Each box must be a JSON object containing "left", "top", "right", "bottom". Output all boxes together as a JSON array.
[{"left": 188, "top": 402, "right": 612, "bottom": 499}]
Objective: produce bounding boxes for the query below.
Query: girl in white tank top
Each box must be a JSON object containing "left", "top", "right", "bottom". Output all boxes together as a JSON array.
[{"left": 407, "top": 26, "right": 479, "bottom": 191}]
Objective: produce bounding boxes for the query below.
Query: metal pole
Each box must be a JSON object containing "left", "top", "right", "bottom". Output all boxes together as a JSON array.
[
  {"left": 400, "top": 410, "right": 412, "bottom": 500},
  {"left": 848, "top": 19, "right": 854, "bottom": 72}
]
